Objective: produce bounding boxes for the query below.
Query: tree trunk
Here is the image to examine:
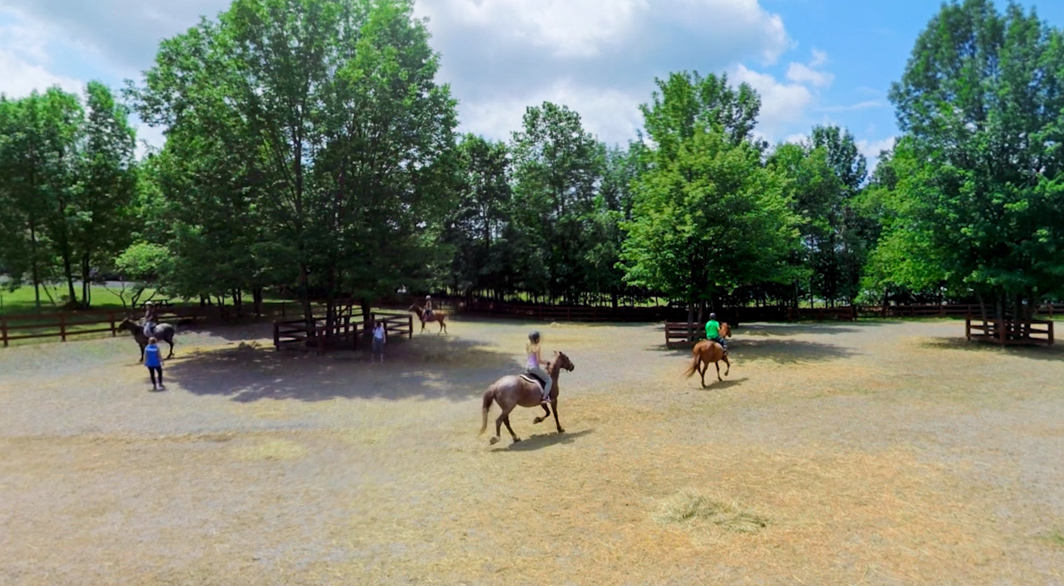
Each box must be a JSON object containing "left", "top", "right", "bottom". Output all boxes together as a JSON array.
[{"left": 253, "top": 287, "right": 264, "bottom": 318}]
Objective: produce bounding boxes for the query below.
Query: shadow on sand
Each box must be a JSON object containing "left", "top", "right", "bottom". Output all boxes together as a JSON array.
[
  {"left": 164, "top": 334, "right": 520, "bottom": 403},
  {"left": 916, "top": 336, "right": 1064, "bottom": 363},
  {"left": 491, "top": 428, "right": 595, "bottom": 452}
]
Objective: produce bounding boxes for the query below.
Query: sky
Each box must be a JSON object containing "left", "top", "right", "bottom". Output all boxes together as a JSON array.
[{"left": 1, "top": 0, "right": 1063, "bottom": 166}]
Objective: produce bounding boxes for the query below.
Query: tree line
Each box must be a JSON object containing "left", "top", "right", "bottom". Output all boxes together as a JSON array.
[{"left": 1, "top": 0, "right": 1062, "bottom": 327}]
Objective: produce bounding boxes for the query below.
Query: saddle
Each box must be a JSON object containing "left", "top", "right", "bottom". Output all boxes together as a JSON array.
[{"left": 520, "top": 370, "right": 548, "bottom": 388}]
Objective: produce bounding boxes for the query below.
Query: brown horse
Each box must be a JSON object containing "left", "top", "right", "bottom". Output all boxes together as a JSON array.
[
  {"left": 119, "top": 317, "right": 176, "bottom": 363},
  {"left": 479, "top": 351, "right": 575, "bottom": 445},
  {"left": 408, "top": 304, "right": 448, "bottom": 335},
  {"left": 683, "top": 322, "right": 732, "bottom": 387}
]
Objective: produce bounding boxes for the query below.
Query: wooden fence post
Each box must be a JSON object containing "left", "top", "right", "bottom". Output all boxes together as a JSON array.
[
  {"left": 109, "top": 312, "right": 117, "bottom": 337},
  {"left": 59, "top": 314, "right": 67, "bottom": 342},
  {"left": 407, "top": 315, "right": 413, "bottom": 339},
  {"left": 1, "top": 316, "right": 7, "bottom": 348}
]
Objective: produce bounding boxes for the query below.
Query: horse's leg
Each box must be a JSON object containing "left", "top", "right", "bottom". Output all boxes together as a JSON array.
[
  {"left": 715, "top": 360, "right": 722, "bottom": 382},
  {"left": 533, "top": 402, "right": 550, "bottom": 424},
  {"left": 698, "top": 359, "right": 707, "bottom": 388},
  {"left": 551, "top": 399, "right": 564, "bottom": 434},
  {"left": 139, "top": 343, "right": 146, "bottom": 363},
  {"left": 722, "top": 355, "right": 731, "bottom": 377},
  {"left": 500, "top": 407, "right": 520, "bottom": 443},
  {"left": 166, "top": 335, "right": 174, "bottom": 359}
]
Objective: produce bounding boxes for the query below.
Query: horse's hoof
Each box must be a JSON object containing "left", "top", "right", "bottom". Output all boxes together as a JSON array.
[
  {"left": 557, "top": 428, "right": 565, "bottom": 434},
  {"left": 533, "top": 417, "right": 543, "bottom": 424},
  {"left": 489, "top": 437, "right": 500, "bottom": 445},
  {"left": 513, "top": 437, "right": 521, "bottom": 443}
]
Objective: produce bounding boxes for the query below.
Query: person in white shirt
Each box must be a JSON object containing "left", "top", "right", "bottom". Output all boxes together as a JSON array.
[{"left": 371, "top": 319, "right": 386, "bottom": 362}]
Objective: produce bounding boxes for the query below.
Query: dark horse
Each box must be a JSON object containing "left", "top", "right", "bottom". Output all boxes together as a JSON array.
[
  {"left": 479, "top": 351, "right": 575, "bottom": 445},
  {"left": 408, "top": 303, "right": 448, "bottom": 335},
  {"left": 119, "top": 317, "right": 176, "bottom": 363},
  {"left": 683, "top": 322, "right": 732, "bottom": 387}
]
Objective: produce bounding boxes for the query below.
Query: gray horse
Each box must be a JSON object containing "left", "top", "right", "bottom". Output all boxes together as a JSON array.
[
  {"left": 119, "top": 317, "right": 176, "bottom": 362},
  {"left": 479, "top": 351, "right": 575, "bottom": 445}
]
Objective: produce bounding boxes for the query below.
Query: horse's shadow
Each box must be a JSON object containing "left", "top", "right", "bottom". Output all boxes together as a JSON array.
[
  {"left": 493, "top": 428, "right": 594, "bottom": 452},
  {"left": 695, "top": 376, "right": 749, "bottom": 391}
]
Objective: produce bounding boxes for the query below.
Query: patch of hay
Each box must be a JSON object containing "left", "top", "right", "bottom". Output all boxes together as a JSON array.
[
  {"left": 233, "top": 438, "right": 307, "bottom": 461},
  {"left": 655, "top": 489, "right": 767, "bottom": 534},
  {"left": 1041, "top": 530, "right": 1064, "bottom": 548}
]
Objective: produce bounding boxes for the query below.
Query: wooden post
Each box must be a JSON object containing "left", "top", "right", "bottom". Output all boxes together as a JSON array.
[
  {"left": 109, "top": 312, "right": 117, "bottom": 337},
  {"left": 407, "top": 315, "right": 413, "bottom": 339},
  {"left": 999, "top": 319, "right": 1007, "bottom": 345},
  {"left": 1, "top": 316, "right": 7, "bottom": 348},
  {"left": 273, "top": 322, "right": 280, "bottom": 351},
  {"left": 965, "top": 318, "right": 971, "bottom": 342},
  {"left": 1049, "top": 321, "right": 1055, "bottom": 346},
  {"left": 59, "top": 313, "right": 67, "bottom": 342}
]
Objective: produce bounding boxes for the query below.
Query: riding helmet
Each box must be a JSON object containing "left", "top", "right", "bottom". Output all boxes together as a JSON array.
[{"left": 709, "top": 313, "right": 717, "bottom": 320}]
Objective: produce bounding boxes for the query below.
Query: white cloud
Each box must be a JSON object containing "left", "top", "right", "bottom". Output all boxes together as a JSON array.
[
  {"left": 731, "top": 64, "right": 814, "bottom": 142},
  {"left": 0, "top": 16, "right": 83, "bottom": 98},
  {"left": 3, "top": 0, "right": 799, "bottom": 147},
  {"left": 786, "top": 62, "right": 834, "bottom": 87},
  {"left": 810, "top": 48, "right": 828, "bottom": 67},
  {"left": 858, "top": 136, "right": 896, "bottom": 169}
]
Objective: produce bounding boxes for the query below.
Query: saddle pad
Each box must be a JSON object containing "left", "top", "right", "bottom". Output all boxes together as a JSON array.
[{"left": 519, "top": 373, "right": 546, "bottom": 387}]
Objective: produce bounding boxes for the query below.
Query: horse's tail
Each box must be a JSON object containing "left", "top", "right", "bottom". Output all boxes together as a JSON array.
[
  {"left": 683, "top": 349, "right": 701, "bottom": 379},
  {"left": 479, "top": 387, "right": 495, "bottom": 435}
]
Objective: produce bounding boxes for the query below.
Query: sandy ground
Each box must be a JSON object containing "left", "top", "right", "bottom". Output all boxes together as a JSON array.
[{"left": 1, "top": 318, "right": 1063, "bottom": 585}]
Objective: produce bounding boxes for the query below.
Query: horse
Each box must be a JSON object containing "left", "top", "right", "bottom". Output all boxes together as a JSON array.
[
  {"left": 119, "top": 317, "right": 176, "bottom": 363},
  {"left": 408, "top": 303, "right": 448, "bottom": 335},
  {"left": 683, "top": 322, "right": 732, "bottom": 388},
  {"left": 479, "top": 351, "right": 575, "bottom": 445}
]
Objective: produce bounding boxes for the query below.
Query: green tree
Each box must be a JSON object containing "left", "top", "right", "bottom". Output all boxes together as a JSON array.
[
  {"left": 882, "top": 0, "right": 1064, "bottom": 321},
  {"left": 132, "top": 0, "right": 458, "bottom": 328},
  {"left": 442, "top": 134, "right": 513, "bottom": 298},
  {"left": 510, "top": 102, "right": 606, "bottom": 303},
  {"left": 622, "top": 73, "right": 799, "bottom": 326},
  {"left": 72, "top": 82, "right": 139, "bottom": 307}
]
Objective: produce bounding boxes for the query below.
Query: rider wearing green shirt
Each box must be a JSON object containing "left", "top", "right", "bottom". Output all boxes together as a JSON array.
[{"left": 705, "top": 313, "right": 727, "bottom": 352}]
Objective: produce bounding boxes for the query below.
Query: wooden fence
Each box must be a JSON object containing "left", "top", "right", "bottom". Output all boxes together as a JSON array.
[
  {"left": 0, "top": 301, "right": 308, "bottom": 348},
  {"left": 665, "top": 322, "right": 707, "bottom": 349},
  {"left": 273, "top": 310, "right": 412, "bottom": 353},
  {"left": 966, "top": 318, "right": 1054, "bottom": 346}
]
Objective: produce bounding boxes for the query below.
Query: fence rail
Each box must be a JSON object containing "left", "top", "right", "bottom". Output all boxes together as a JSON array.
[
  {"left": 273, "top": 310, "right": 412, "bottom": 353},
  {"left": 966, "top": 318, "right": 1054, "bottom": 346}
]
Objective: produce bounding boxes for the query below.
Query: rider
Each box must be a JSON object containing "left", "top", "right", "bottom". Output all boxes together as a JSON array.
[
  {"left": 424, "top": 295, "right": 434, "bottom": 321},
  {"left": 705, "top": 312, "right": 727, "bottom": 353},
  {"left": 143, "top": 301, "right": 158, "bottom": 338},
  {"left": 526, "top": 331, "right": 552, "bottom": 406}
]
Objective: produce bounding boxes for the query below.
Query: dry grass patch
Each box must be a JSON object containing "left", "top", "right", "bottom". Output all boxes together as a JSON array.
[
  {"left": 655, "top": 488, "right": 768, "bottom": 533},
  {"left": 232, "top": 438, "right": 307, "bottom": 461}
]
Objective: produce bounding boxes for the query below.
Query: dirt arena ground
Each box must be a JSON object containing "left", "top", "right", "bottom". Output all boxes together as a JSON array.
[{"left": 1, "top": 318, "right": 1063, "bottom": 585}]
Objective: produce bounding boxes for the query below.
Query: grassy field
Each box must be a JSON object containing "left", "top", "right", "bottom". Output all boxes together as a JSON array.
[
  {"left": 0, "top": 284, "right": 161, "bottom": 316},
  {"left": 1, "top": 318, "right": 1063, "bottom": 584}
]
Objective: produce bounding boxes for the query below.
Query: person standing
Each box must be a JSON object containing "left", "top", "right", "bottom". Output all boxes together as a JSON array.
[
  {"left": 371, "top": 319, "right": 386, "bottom": 363},
  {"left": 145, "top": 336, "right": 165, "bottom": 391}
]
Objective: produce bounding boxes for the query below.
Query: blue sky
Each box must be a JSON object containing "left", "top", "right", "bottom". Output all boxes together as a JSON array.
[{"left": 1, "top": 0, "right": 1062, "bottom": 165}]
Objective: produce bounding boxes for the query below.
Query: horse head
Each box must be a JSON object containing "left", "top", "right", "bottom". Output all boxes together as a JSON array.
[
  {"left": 553, "top": 351, "right": 575, "bottom": 372},
  {"left": 721, "top": 323, "right": 732, "bottom": 338}
]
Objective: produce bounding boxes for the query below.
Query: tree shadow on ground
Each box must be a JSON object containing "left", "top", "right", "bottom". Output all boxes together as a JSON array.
[
  {"left": 730, "top": 338, "right": 858, "bottom": 364},
  {"left": 163, "top": 334, "right": 520, "bottom": 403},
  {"left": 917, "top": 337, "right": 1064, "bottom": 363},
  {"left": 490, "top": 428, "right": 595, "bottom": 452},
  {"left": 650, "top": 338, "right": 856, "bottom": 364},
  {"left": 738, "top": 321, "right": 889, "bottom": 337}
]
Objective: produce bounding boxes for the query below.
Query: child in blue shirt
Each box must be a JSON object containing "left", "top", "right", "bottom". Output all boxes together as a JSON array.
[{"left": 145, "top": 337, "right": 165, "bottom": 391}]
